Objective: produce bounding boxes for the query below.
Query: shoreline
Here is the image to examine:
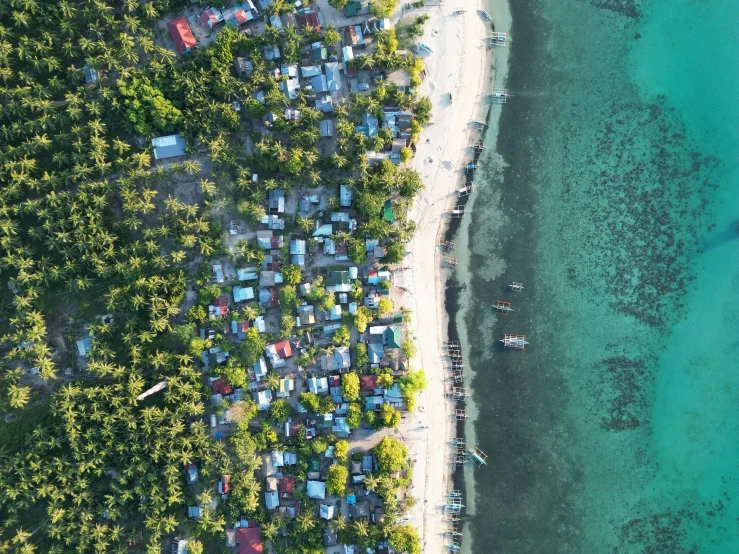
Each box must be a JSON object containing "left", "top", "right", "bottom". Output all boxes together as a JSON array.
[{"left": 401, "top": 2, "right": 495, "bottom": 552}]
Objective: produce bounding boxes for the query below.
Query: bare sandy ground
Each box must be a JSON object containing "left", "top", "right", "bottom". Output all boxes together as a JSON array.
[{"left": 401, "top": 2, "right": 493, "bottom": 552}]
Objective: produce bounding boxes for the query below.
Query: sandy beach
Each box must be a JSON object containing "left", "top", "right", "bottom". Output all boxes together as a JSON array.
[{"left": 400, "top": 2, "right": 493, "bottom": 552}]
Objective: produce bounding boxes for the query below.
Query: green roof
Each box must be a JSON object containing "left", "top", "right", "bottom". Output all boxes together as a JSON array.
[
  {"left": 345, "top": 2, "right": 361, "bottom": 17},
  {"left": 387, "top": 325, "right": 401, "bottom": 349},
  {"left": 382, "top": 201, "right": 395, "bottom": 223},
  {"left": 327, "top": 270, "right": 350, "bottom": 286},
  {"left": 311, "top": 44, "right": 327, "bottom": 62},
  {"left": 308, "top": 457, "right": 321, "bottom": 472}
]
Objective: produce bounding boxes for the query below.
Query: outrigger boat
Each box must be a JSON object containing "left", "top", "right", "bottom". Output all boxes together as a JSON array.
[
  {"left": 452, "top": 387, "right": 468, "bottom": 400},
  {"left": 465, "top": 163, "right": 478, "bottom": 174},
  {"left": 509, "top": 281, "right": 524, "bottom": 292},
  {"left": 473, "top": 140, "right": 485, "bottom": 153},
  {"left": 417, "top": 42, "right": 433, "bottom": 53},
  {"left": 478, "top": 10, "right": 492, "bottom": 21},
  {"left": 452, "top": 9, "right": 466, "bottom": 15},
  {"left": 493, "top": 299, "right": 513, "bottom": 315},
  {"left": 500, "top": 334, "right": 528, "bottom": 350},
  {"left": 491, "top": 89, "right": 508, "bottom": 103},
  {"left": 449, "top": 205, "right": 465, "bottom": 218},
  {"left": 471, "top": 120, "right": 487, "bottom": 129},
  {"left": 455, "top": 409, "right": 469, "bottom": 420},
  {"left": 468, "top": 446, "right": 488, "bottom": 467},
  {"left": 458, "top": 183, "right": 473, "bottom": 197},
  {"left": 488, "top": 32, "right": 511, "bottom": 46}
]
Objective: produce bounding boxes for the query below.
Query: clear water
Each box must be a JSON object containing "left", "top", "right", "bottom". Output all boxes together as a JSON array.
[{"left": 459, "top": 0, "right": 739, "bottom": 552}]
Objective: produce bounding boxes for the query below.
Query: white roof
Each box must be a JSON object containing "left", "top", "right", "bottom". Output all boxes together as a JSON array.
[{"left": 151, "top": 135, "right": 178, "bottom": 147}]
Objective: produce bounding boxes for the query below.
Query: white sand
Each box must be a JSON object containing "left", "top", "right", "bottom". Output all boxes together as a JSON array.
[{"left": 401, "top": 2, "right": 493, "bottom": 552}]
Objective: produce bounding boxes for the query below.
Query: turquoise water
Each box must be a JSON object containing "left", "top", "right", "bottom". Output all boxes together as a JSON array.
[{"left": 461, "top": 0, "right": 739, "bottom": 552}]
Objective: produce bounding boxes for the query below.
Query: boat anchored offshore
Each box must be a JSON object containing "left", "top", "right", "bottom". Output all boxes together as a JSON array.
[
  {"left": 509, "top": 281, "right": 524, "bottom": 292},
  {"left": 500, "top": 334, "right": 528, "bottom": 349},
  {"left": 488, "top": 32, "right": 511, "bottom": 46},
  {"left": 491, "top": 89, "right": 508, "bottom": 103},
  {"left": 467, "top": 446, "right": 488, "bottom": 467},
  {"left": 493, "top": 300, "right": 513, "bottom": 316}
]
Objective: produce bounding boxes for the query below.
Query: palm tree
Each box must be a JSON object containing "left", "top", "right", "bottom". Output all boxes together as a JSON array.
[
  {"left": 265, "top": 371, "right": 280, "bottom": 391},
  {"left": 296, "top": 509, "right": 317, "bottom": 532},
  {"left": 262, "top": 520, "right": 280, "bottom": 541}
]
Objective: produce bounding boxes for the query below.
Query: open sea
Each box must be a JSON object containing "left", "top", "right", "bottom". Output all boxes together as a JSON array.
[{"left": 456, "top": 0, "right": 739, "bottom": 552}]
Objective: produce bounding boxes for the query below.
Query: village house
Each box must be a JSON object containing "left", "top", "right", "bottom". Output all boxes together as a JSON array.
[
  {"left": 209, "top": 297, "right": 229, "bottom": 318},
  {"left": 151, "top": 134, "right": 187, "bottom": 160},
  {"left": 166, "top": 16, "right": 197, "bottom": 54},
  {"left": 265, "top": 339, "right": 293, "bottom": 368}
]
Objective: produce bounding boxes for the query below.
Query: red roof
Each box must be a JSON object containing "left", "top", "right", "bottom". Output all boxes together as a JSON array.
[
  {"left": 360, "top": 374, "right": 380, "bottom": 391},
  {"left": 200, "top": 10, "right": 219, "bottom": 27},
  {"left": 328, "top": 375, "right": 341, "bottom": 387},
  {"left": 270, "top": 236, "right": 282, "bottom": 249},
  {"left": 235, "top": 527, "right": 263, "bottom": 554},
  {"left": 299, "top": 12, "right": 321, "bottom": 31},
  {"left": 234, "top": 9, "right": 248, "bottom": 24},
  {"left": 167, "top": 16, "right": 197, "bottom": 53},
  {"left": 212, "top": 378, "right": 233, "bottom": 396},
  {"left": 274, "top": 340, "right": 293, "bottom": 359},
  {"left": 268, "top": 287, "right": 279, "bottom": 308},
  {"left": 279, "top": 475, "right": 295, "bottom": 494},
  {"left": 212, "top": 296, "right": 229, "bottom": 316}
]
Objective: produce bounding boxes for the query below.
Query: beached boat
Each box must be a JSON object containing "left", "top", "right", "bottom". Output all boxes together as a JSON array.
[
  {"left": 458, "top": 184, "right": 473, "bottom": 197},
  {"left": 465, "top": 163, "right": 478, "bottom": 174},
  {"left": 509, "top": 281, "right": 524, "bottom": 292},
  {"left": 500, "top": 334, "right": 528, "bottom": 349},
  {"left": 488, "top": 32, "right": 511, "bottom": 46},
  {"left": 493, "top": 300, "right": 513, "bottom": 315},
  {"left": 478, "top": 10, "right": 492, "bottom": 21},
  {"left": 452, "top": 9, "right": 466, "bottom": 15},
  {"left": 491, "top": 89, "right": 509, "bottom": 103},
  {"left": 451, "top": 387, "right": 468, "bottom": 400},
  {"left": 455, "top": 409, "right": 469, "bottom": 420},
  {"left": 471, "top": 120, "right": 487, "bottom": 129},
  {"left": 417, "top": 42, "right": 433, "bottom": 54}
]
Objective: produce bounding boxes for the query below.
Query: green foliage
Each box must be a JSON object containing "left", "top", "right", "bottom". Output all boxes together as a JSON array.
[
  {"left": 328, "top": 0, "right": 349, "bottom": 9},
  {"left": 311, "top": 437, "right": 329, "bottom": 454},
  {"left": 349, "top": 239, "right": 367, "bottom": 264},
  {"left": 118, "top": 75, "right": 183, "bottom": 136},
  {"left": 356, "top": 191, "right": 386, "bottom": 219},
  {"left": 379, "top": 280, "right": 392, "bottom": 291},
  {"left": 384, "top": 242, "right": 406, "bottom": 264},
  {"left": 413, "top": 96, "right": 433, "bottom": 125},
  {"left": 389, "top": 524, "right": 422, "bottom": 554},
  {"left": 377, "top": 298, "right": 393, "bottom": 314},
  {"left": 218, "top": 362, "right": 248, "bottom": 388},
  {"left": 187, "top": 305, "right": 208, "bottom": 326},
  {"left": 374, "top": 436, "right": 408, "bottom": 474},
  {"left": 346, "top": 403, "right": 362, "bottom": 428},
  {"left": 280, "top": 313, "right": 296, "bottom": 337},
  {"left": 298, "top": 391, "right": 321, "bottom": 412},
  {"left": 279, "top": 285, "right": 299, "bottom": 314},
  {"left": 270, "top": 398, "right": 292, "bottom": 423},
  {"left": 319, "top": 395, "right": 336, "bottom": 414},
  {"left": 334, "top": 439, "right": 349, "bottom": 463},
  {"left": 402, "top": 339, "right": 417, "bottom": 359},
  {"left": 341, "top": 372, "right": 360, "bottom": 401},
  {"left": 353, "top": 306, "right": 373, "bottom": 333},
  {"left": 334, "top": 324, "right": 350, "bottom": 345},
  {"left": 241, "top": 328, "right": 267, "bottom": 367},
  {"left": 353, "top": 343, "right": 369, "bottom": 368},
  {"left": 378, "top": 373, "right": 394, "bottom": 388},
  {"left": 399, "top": 369, "right": 427, "bottom": 411},
  {"left": 400, "top": 147, "right": 413, "bottom": 163},
  {"left": 379, "top": 403, "right": 401, "bottom": 428},
  {"left": 282, "top": 264, "right": 303, "bottom": 285},
  {"left": 324, "top": 27, "right": 341, "bottom": 46},
  {"left": 198, "top": 283, "right": 223, "bottom": 305},
  {"left": 371, "top": 0, "right": 398, "bottom": 18},
  {"left": 327, "top": 464, "right": 349, "bottom": 496}
]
